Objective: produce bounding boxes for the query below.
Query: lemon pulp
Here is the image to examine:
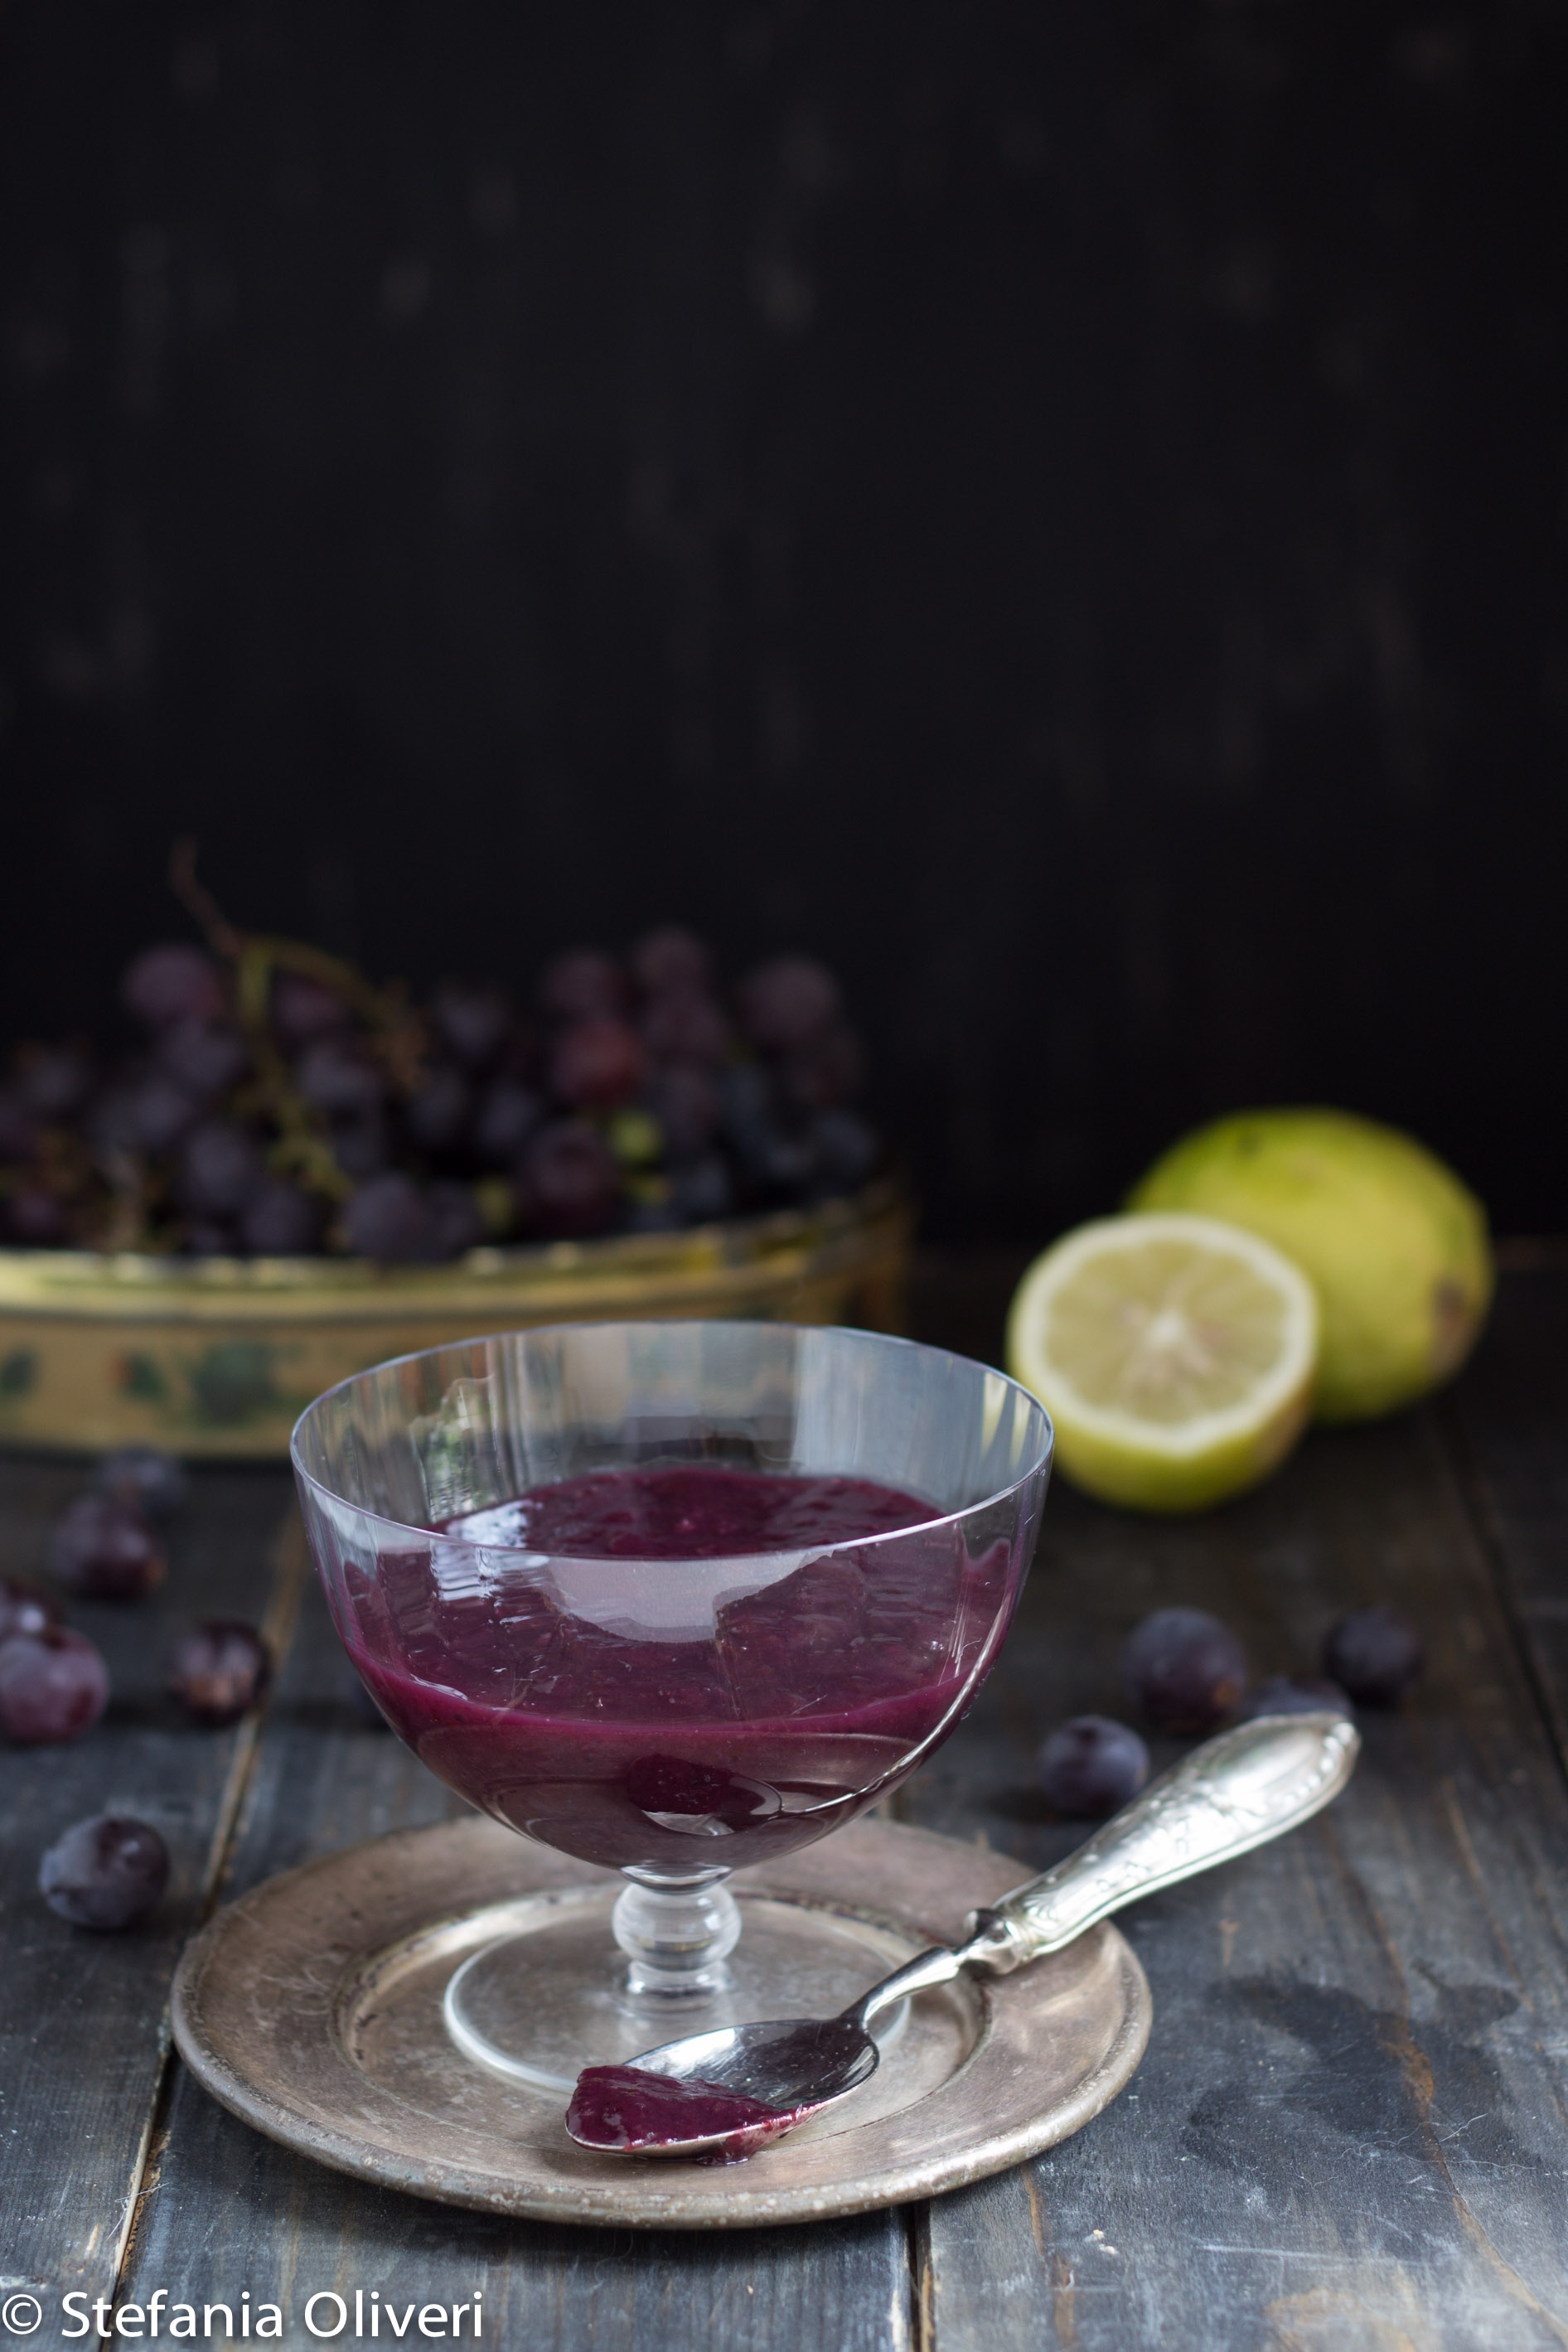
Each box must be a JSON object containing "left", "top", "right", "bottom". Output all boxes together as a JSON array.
[{"left": 1006, "top": 1212, "right": 1319, "bottom": 1513}]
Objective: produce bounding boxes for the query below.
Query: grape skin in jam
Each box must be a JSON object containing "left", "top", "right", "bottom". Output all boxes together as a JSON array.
[{"left": 343, "top": 1467, "right": 1019, "bottom": 1875}]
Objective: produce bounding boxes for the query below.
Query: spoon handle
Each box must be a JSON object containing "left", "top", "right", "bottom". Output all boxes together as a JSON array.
[{"left": 958, "top": 1711, "right": 1359, "bottom": 1977}]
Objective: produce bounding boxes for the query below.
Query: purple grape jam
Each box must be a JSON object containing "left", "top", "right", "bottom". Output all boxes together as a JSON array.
[
  {"left": 341, "top": 1466, "right": 1019, "bottom": 1875},
  {"left": 565, "top": 2063, "right": 801, "bottom": 2156},
  {"left": 453, "top": 1466, "right": 931, "bottom": 1558}
]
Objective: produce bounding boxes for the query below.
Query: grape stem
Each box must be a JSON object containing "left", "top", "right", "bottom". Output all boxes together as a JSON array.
[
  {"left": 169, "top": 840, "right": 414, "bottom": 1043},
  {"left": 167, "top": 837, "right": 246, "bottom": 962},
  {"left": 94, "top": 1146, "right": 152, "bottom": 1252},
  {"left": 167, "top": 840, "right": 428, "bottom": 1202}
]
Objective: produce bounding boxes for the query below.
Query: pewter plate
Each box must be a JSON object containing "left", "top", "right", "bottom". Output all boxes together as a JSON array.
[{"left": 170, "top": 1816, "right": 1150, "bottom": 2230}]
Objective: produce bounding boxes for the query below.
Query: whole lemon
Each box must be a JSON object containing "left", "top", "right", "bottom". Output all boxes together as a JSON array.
[{"left": 1128, "top": 1109, "right": 1493, "bottom": 1421}]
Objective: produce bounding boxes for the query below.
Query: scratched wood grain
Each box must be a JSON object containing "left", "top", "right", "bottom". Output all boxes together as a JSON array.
[
  {"left": 0, "top": 1459, "right": 297, "bottom": 2311},
  {"left": 1446, "top": 1268, "right": 1568, "bottom": 1776},
  {"left": 902, "top": 1384, "right": 1568, "bottom": 2350},
  {"left": 13, "top": 1268, "right": 1568, "bottom": 2352},
  {"left": 117, "top": 1561, "right": 915, "bottom": 2352}
]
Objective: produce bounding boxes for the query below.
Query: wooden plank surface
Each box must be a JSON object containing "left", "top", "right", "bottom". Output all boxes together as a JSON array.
[
  {"left": 903, "top": 1383, "right": 1568, "bottom": 2350},
  {"left": 7, "top": 1267, "right": 1568, "bottom": 2352},
  {"left": 0, "top": 1459, "right": 297, "bottom": 2312},
  {"left": 117, "top": 1566, "right": 916, "bottom": 2352},
  {"left": 1447, "top": 1266, "right": 1568, "bottom": 1771}
]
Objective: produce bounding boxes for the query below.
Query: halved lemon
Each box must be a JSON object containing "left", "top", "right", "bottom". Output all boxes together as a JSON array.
[{"left": 1006, "top": 1212, "right": 1319, "bottom": 1514}]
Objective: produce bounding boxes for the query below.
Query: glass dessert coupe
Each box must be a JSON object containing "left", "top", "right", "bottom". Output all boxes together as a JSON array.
[{"left": 291, "top": 1320, "right": 1053, "bottom": 2095}]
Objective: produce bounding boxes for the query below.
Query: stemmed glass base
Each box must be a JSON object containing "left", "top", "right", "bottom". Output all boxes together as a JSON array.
[{"left": 441, "top": 1874, "right": 912, "bottom": 2093}]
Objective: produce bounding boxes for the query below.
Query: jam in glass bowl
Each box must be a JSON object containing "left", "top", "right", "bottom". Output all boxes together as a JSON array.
[{"left": 292, "top": 1320, "right": 1053, "bottom": 2090}]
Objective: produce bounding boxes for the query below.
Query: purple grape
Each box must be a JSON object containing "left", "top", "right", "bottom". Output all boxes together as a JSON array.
[
  {"left": 39, "top": 1814, "right": 169, "bottom": 1929},
  {"left": 669, "top": 1154, "right": 734, "bottom": 1223},
  {"left": 629, "top": 927, "right": 713, "bottom": 997},
  {"left": 549, "top": 1017, "right": 645, "bottom": 1111},
  {"left": 493, "top": 1023, "right": 541, "bottom": 1082},
  {"left": 168, "top": 1619, "right": 271, "bottom": 1725},
  {"left": 94, "top": 1446, "right": 189, "bottom": 1522},
  {"left": 240, "top": 1181, "right": 324, "bottom": 1255},
  {"left": 428, "top": 1180, "right": 485, "bottom": 1260},
  {"left": 515, "top": 1120, "right": 622, "bottom": 1238},
  {"left": 1122, "top": 1608, "right": 1246, "bottom": 1734},
  {"left": 156, "top": 1019, "right": 249, "bottom": 1101},
  {"left": 16, "top": 1043, "right": 95, "bottom": 1120},
  {"left": 738, "top": 956, "right": 840, "bottom": 1051},
  {"left": 1323, "top": 1606, "right": 1424, "bottom": 1706},
  {"left": 273, "top": 972, "right": 351, "bottom": 1043},
  {"left": 779, "top": 1024, "right": 864, "bottom": 1111},
  {"left": 625, "top": 1198, "right": 684, "bottom": 1233},
  {"left": 472, "top": 1077, "right": 543, "bottom": 1166},
  {"left": 123, "top": 944, "right": 226, "bottom": 1030},
  {"left": 0, "top": 1578, "right": 59, "bottom": 1643},
  {"left": 404, "top": 1065, "right": 470, "bottom": 1154},
  {"left": 342, "top": 1173, "right": 434, "bottom": 1262},
  {"left": 810, "top": 1109, "right": 879, "bottom": 1192},
  {"left": 720, "top": 1060, "right": 777, "bottom": 1136},
  {"left": 735, "top": 1116, "right": 819, "bottom": 1197},
  {"left": 91, "top": 1072, "right": 200, "bottom": 1155},
  {"left": 1239, "top": 1675, "right": 1353, "bottom": 1721},
  {"left": 177, "top": 1121, "right": 265, "bottom": 1217},
  {"left": 646, "top": 1065, "right": 721, "bottom": 1156},
  {"left": 7, "top": 1183, "right": 70, "bottom": 1244},
  {"left": 0, "top": 1086, "right": 40, "bottom": 1160},
  {"left": 327, "top": 1109, "right": 390, "bottom": 1180},
  {"left": 640, "top": 990, "right": 732, "bottom": 1064},
  {"left": 538, "top": 949, "right": 626, "bottom": 1023},
  {"left": 296, "top": 1038, "right": 385, "bottom": 1116},
  {"left": 1037, "top": 1716, "right": 1150, "bottom": 1817},
  {"left": 183, "top": 1218, "right": 239, "bottom": 1256},
  {"left": 0, "top": 1628, "right": 109, "bottom": 1744},
  {"left": 721, "top": 1064, "right": 819, "bottom": 1195},
  {"left": 49, "top": 1495, "right": 167, "bottom": 1600},
  {"left": 431, "top": 981, "right": 514, "bottom": 1069}
]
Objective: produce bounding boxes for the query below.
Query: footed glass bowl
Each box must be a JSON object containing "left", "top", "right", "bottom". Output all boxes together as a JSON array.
[{"left": 292, "top": 1320, "right": 1052, "bottom": 2089}]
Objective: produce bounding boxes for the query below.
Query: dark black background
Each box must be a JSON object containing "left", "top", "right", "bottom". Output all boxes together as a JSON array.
[{"left": 2, "top": 2, "right": 1564, "bottom": 1240}]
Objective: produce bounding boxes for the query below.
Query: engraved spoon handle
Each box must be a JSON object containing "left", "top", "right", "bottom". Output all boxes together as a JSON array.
[{"left": 958, "top": 1712, "right": 1360, "bottom": 1977}]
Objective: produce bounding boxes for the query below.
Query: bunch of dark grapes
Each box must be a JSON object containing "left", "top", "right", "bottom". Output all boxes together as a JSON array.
[{"left": 1, "top": 885, "right": 884, "bottom": 1261}]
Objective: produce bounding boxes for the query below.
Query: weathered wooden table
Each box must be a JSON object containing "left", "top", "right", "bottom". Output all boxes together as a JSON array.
[{"left": 4, "top": 1259, "right": 1567, "bottom": 2350}]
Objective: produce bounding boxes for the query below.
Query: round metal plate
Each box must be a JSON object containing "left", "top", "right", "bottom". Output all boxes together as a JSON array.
[{"left": 171, "top": 1815, "right": 1150, "bottom": 2230}]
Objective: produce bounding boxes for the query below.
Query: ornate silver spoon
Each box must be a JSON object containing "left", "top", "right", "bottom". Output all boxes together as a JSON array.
[{"left": 565, "top": 1710, "right": 1359, "bottom": 2159}]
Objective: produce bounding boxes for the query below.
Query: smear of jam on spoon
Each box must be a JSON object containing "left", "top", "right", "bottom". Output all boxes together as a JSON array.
[{"left": 566, "top": 2064, "right": 809, "bottom": 2162}]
